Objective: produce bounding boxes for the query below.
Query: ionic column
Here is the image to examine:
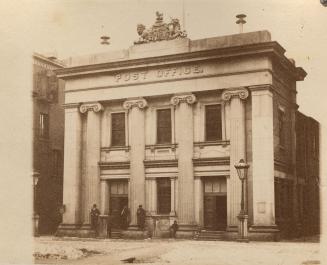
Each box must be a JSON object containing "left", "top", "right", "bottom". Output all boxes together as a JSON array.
[
  {"left": 171, "top": 93, "right": 196, "bottom": 226},
  {"left": 170, "top": 178, "right": 176, "bottom": 216},
  {"left": 62, "top": 104, "right": 82, "bottom": 225},
  {"left": 80, "top": 102, "right": 103, "bottom": 224},
  {"left": 249, "top": 86, "right": 276, "bottom": 227},
  {"left": 222, "top": 88, "right": 248, "bottom": 228},
  {"left": 123, "top": 98, "right": 147, "bottom": 225}
]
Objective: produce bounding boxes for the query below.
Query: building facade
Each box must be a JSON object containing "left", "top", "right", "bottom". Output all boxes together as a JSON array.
[
  {"left": 33, "top": 53, "right": 65, "bottom": 234},
  {"left": 294, "top": 112, "right": 320, "bottom": 236},
  {"left": 55, "top": 15, "right": 318, "bottom": 240}
]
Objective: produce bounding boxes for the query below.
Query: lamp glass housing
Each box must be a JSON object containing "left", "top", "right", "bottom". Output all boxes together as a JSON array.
[{"left": 234, "top": 159, "right": 249, "bottom": 181}]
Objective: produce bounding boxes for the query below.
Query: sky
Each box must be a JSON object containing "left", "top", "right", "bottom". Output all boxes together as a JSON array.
[
  {"left": 0, "top": 1, "right": 326, "bottom": 262},
  {"left": 25, "top": 0, "right": 327, "bottom": 123}
]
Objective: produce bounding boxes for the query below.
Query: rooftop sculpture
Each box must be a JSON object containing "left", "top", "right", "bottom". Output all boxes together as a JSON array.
[{"left": 134, "top": 11, "right": 187, "bottom": 44}]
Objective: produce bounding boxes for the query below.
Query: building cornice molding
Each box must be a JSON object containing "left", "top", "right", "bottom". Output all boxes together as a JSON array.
[
  {"left": 170, "top": 93, "right": 196, "bottom": 106},
  {"left": 55, "top": 42, "right": 305, "bottom": 82},
  {"left": 123, "top": 98, "right": 148, "bottom": 110},
  {"left": 144, "top": 159, "right": 178, "bottom": 168},
  {"left": 79, "top": 102, "right": 104, "bottom": 113},
  {"left": 98, "top": 161, "right": 130, "bottom": 170},
  {"left": 221, "top": 87, "right": 249, "bottom": 101},
  {"left": 192, "top": 157, "right": 230, "bottom": 166},
  {"left": 62, "top": 103, "right": 80, "bottom": 109}
]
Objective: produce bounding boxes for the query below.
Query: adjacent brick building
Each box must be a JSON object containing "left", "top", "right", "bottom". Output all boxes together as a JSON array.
[{"left": 33, "top": 53, "right": 65, "bottom": 234}]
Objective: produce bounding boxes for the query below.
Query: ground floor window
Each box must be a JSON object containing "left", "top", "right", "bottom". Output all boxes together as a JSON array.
[{"left": 157, "top": 178, "right": 171, "bottom": 214}]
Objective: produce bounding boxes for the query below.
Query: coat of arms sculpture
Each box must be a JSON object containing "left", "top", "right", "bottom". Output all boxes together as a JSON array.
[{"left": 134, "top": 11, "right": 187, "bottom": 44}]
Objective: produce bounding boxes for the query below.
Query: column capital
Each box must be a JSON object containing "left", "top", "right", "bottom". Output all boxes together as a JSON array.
[
  {"left": 79, "top": 102, "right": 103, "bottom": 113},
  {"left": 123, "top": 97, "right": 148, "bottom": 110},
  {"left": 170, "top": 93, "right": 196, "bottom": 106},
  {"left": 222, "top": 87, "right": 249, "bottom": 101}
]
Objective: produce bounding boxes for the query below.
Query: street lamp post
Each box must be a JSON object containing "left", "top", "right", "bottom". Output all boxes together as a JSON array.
[
  {"left": 32, "top": 172, "right": 40, "bottom": 237},
  {"left": 234, "top": 159, "right": 250, "bottom": 242}
]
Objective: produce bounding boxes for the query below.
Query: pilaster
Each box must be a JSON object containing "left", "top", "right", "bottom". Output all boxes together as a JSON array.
[
  {"left": 248, "top": 85, "right": 276, "bottom": 228},
  {"left": 123, "top": 98, "right": 147, "bottom": 225},
  {"left": 222, "top": 88, "right": 248, "bottom": 228},
  {"left": 171, "top": 93, "right": 196, "bottom": 227}
]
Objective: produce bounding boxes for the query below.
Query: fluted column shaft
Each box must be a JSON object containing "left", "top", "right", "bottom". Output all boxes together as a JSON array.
[
  {"left": 62, "top": 104, "right": 82, "bottom": 224},
  {"left": 123, "top": 98, "right": 147, "bottom": 225},
  {"left": 222, "top": 88, "right": 248, "bottom": 227},
  {"left": 80, "top": 102, "right": 103, "bottom": 223},
  {"left": 171, "top": 94, "right": 196, "bottom": 225}
]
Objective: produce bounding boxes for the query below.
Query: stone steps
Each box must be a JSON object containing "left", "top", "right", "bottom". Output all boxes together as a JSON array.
[
  {"left": 196, "top": 230, "right": 226, "bottom": 241},
  {"left": 110, "top": 230, "right": 122, "bottom": 239}
]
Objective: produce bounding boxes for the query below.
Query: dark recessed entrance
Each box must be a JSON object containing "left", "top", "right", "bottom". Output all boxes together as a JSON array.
[
  {"left": 203, "top": 177, "right": 227, "bottom": 231},
  {"left": 109, "top": 180, "right": 128, "bottom": 229}
]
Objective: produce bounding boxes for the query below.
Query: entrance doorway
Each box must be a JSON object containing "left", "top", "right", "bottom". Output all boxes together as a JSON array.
[
  {"left": 203, "top": 177, "right": 227, "bottom": 231},
  {"left": 109, "top": 180, "right": 128, "bottom": 229},
  {"left": 204, "top": 195, "right": 227, "bottom": 230}
]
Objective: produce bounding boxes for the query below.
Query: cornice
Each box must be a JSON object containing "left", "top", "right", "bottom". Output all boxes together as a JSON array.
[
  {"left": 55, "top": 42, "right": 305, "bottom": 81},
  {"left": 193, "top": 157, "right": 230, "bottom": 167},
  {"left": 62, "top": 103, "right": 80, "bottom": 109},
  {"left": 98, "top": 161, "right": 130, "bottom": 170},
  {"left": 144, "top": 159, "right": 178, "bottom": 168}
]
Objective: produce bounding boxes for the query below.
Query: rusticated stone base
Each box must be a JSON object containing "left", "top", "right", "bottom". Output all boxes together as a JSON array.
[
  {"left": 55, "top": 223, "right": 82, "bottom": 237},
  {"left": 222, "top": 225, "right": 280, "bottom": 241},
  {"left": 121, "top": 226, "right": 150, "bottom": 239},
  {"left": 55, "top": 223, "right": 96, "bottom": 238},
  {"left": 248, "top": 225, "right": 280, "bottom": 241},
  {"left": 176, "top": 224, "right": 197, "bottom": 239}
]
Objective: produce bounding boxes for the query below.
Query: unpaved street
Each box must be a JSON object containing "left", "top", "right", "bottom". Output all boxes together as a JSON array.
[{"left": 34, "top": 237, "right": 320, "bottom": 265}]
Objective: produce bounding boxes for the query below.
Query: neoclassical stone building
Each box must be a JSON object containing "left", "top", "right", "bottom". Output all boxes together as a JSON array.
[{"left": 55, "top": 15, "right": 316, "bottom": 240}]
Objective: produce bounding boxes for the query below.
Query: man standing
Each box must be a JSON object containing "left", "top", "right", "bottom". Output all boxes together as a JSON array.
[
  {"left": 170, "top": 220, "right": 178, "bottom": 238},
  {"left": 90, "top": 204, "right": 100, "bottom": 237},
  {"left": 136, "top": 205, "right": 146, "bottom": 230}
]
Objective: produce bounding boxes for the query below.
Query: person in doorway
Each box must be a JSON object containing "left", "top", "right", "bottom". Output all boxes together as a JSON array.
[
  {"left": 120, "top": 205, "right": 129, "bottom": 230},
  {"left": 170, "top": 220, "right": 178, "bottom": 238},
  {"left": 90, "top": 204, "right": 100, "bottom": 237},
  {"left": 136, "top": 205, "right": 146, "bottom": 230}
]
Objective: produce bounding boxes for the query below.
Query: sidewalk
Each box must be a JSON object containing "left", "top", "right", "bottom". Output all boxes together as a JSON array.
[{"left": 34, "top": 236, "right": 321, "bottom": 265}]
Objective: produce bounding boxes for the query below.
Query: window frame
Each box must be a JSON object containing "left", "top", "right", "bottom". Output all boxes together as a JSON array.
[
  {"left": 156, "top": 108, "right": 173, "bottom": 145},
  {"left": 204, "top": 103, "right": 223, "bottom": 142},
  {"left": 110, "top": 111, "right": 127, "bottom": 147},
  {"left": 39, "top": 112, "right": 49, "bottom": 139},
  {"left": 157, "top": 177, "right": 171, "bottom": 214},
  {"left": 278, "top": 107, "right": 286, "bottom": 148}
]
